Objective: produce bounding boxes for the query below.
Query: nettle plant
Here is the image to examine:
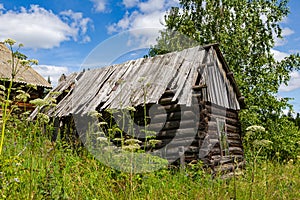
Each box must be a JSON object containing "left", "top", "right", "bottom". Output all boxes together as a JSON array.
[{"left": 0, "top": 39, "right": 39, "bottom": 155}]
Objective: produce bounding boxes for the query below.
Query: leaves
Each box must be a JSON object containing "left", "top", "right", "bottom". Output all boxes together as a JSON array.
[
  {"left": 149, "top": 0, "right": 300, "bottom": 161},
  {"left": 151, "top": 0, "right": 300, "bottom": 126}
]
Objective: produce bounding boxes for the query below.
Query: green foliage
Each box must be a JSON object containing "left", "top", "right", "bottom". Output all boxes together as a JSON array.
[
  {"left": 1, "top": 122, "right": 300, "bottom": 199},
  {"left": 150, "top": 0, "right": 300, "bottom": 161},
  {"left": 244, "top": 120, "right": 300, "bottom": 161},
  {"left": 150, "top": 0, "right": 300, "bottom": 119},
  {"left": 0, "top": 108, "right": 299, "bottom": 199},
  {"left": 0, "top": 39, "right": 40, "bottom": 155},
  {"left": 264, "top": 118, "right": 300, "bottom": 161}
]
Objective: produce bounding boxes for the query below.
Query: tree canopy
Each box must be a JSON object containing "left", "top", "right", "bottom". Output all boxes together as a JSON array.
[{"left": 150, "top": 0, "right": 300, "bottom": 129}]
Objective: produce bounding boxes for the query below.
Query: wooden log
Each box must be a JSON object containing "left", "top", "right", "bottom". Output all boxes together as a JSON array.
[
  {"left": 205, "top": 104, "right": 238, "bottom": 119},
  {"left": 204, "top": 117, "right": 239, "bottom": 131},
  {"left": 148, "top": 118, "right": 199, "bottom": 132},
  {"left": 160, "top": 89, "right": 176, "bottom": 98},
  {"left": 207, "top": 130, "right": 219, "bottom": 138},
  {"left": 226, "top": 124, "right": 240, "bottom": 133},
  {"left": 207, "top": 114, "right": 240, "bottom": 127},
  {"left": 227, "top": 132, "right": 241, "bottom": 140},
  {"left": 156, "top": 129, "right": 177, "bottom": 138},
  {"left": 198, "top": 123, "right": 207, "bottom": 131},
  {"left": 227, "top": 139, "right": 242, "bottom": 147},
  {"left": 159, "top": 97, "right": 178, "bottom": 105},
  {"left": 228, "top": 147, "right": 244, "bottom": 155},
  {"left": 156, "top": 104, "right": 181, "bottom": 112},
  {"left": 192, "top": 84, "right": 207, "bottom": 91},
  {"left": 150, "top": 110, "right": 196, "bottom": 123},
  {"left": 186, "top": 145, "right": 199, "bottom": 153},
  {"left": 197, "top": 131, "right": 207, "bottom": 139},
  {"left": 156, "top": 128, "right": 198, "bottom": 140},
  {"left": 226, "top": 72, "right": 234, "bottom": 77},
  {"left": 192, "top": 94, "right": 201, "bottom": 99}
]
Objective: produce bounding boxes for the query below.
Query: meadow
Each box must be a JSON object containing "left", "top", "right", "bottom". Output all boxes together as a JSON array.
[{"left": 0, "top": 115, "right": 299, "bottom": 200}]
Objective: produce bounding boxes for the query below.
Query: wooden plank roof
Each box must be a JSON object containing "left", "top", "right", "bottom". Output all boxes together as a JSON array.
[
  {"left": 42, "top": 44, "right": 244, "bottom": 118},
  {"left": 0, "top": 43, "right": 52, "bottom": 88}
]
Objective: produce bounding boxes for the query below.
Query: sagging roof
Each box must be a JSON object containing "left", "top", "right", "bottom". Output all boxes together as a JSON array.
[
  {"left": 0, "top": 43, "right": 52, "bottom": 88},
  {"left": 42, "top": 44, "right": 244, "bottom": 118}
]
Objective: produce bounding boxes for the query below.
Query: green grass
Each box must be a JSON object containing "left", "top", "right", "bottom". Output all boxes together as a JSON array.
[{"left": 1, "top": 118, "right": 300, "bottom": 200}]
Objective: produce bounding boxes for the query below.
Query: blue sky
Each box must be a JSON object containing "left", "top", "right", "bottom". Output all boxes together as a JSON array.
[{"left": 0, "top": 0, "right": 299, "bottom": 113}]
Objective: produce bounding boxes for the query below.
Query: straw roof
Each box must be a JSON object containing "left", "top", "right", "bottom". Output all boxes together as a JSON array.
[{"left": 0, "top": 43, "right": 52, "bottom": 88}]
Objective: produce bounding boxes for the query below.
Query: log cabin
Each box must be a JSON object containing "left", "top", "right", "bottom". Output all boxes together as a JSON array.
[
  {"left": 0, "top": 42, "right": 52, "bottom": 115},
  {"left": 31, "top": 44, "right": 245, "bottom": 173}
]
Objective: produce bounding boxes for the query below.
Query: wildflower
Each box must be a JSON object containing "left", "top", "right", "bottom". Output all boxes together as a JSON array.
[
  {"left": 30, "top": 98, "right": 48, "bottom": 107},
  {"left": 97, "top": 122, "right": 108, "bottom": 126},
  {"left": 88, "top": 111, "right": 102, "bottom": 118},
  {"left": 253, "top": 139, "right": 272, "bottom": 148},
  {"left": 92, "top": 131, "right": 105, "bottom": 136},
  {"left": 288, "top": 159, "right": 294, "bottom": 164},
  {"left": 122, "top": 144, "right": 141, "bottom": 151},
  {"left": 105, "top": 108, "right": 117, "bottom": 114},
  {"left": 14, "top": 178, "right": 20, "bottom": 183},
  {"left": 19, "top": 59, "right": 30, "bottom": 66},
  {"left": 125, "top": 106, "right": 136, "bottom": 112},
  {"left": 246, "top": 125, "right": 265, "bottom": 133},
  {"left": 113, "top": 138, "right": 123, "bottom": 142},
  {"left": 148, "top": 139, "right": 162, "bottom": 146},
  {"left": 29, "top": 59, "right": 39, "bottom": 65},
  {"left": 104, "top": 146, "right": 118, "bottom": 151},
  {"left": 0, "top": 85, "right": 5, "bottom": 91},
  {"left": 37, "top": 113, "right": 50, "bottom": 124},
  {"left": 125, "top": 138, "right": 142, "bottom": 145},
  {"left": 4, "top": 38, "right": 16, "bottom": 46},
  {"left": 96, "top": 137, "right": 108, "bottom": 142}
]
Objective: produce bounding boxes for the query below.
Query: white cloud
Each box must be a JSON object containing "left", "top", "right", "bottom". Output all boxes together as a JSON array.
[
  {"left": 90, "top": 0, "right": 107, "bottom": 12},
  {"left": 271, "top": 49, "right": 300, "bottom": 92},
  {"left": 0, "top": 5, "right": 92, "bottom": 49},
  {"left": 279, "top": 71, "right": 300, "bottom": 92},
  {"left": 123, "top": 0, "right": 139, "bottom": 8},
  {"left": 107, "top": 11, "right": 165, "bottom": 47},
  {"left": 60, "top": 10, "right": 92, "bottom": 42},
  {"left": 274, "top": 27, "right": 295, "bottom": 47},
  {"left": 271, "top": 49, "right": 289, "bottom": 62},
  {"left": 282, "top": 27, "right": 295, "bottom": 37},
  {"left": 33, "top": 65, "right": 69, "bottom": 86},
  {"left": 289, "top": 49, "right": 300, "bottom": 54},
  {"left": 139, "top": 0, "right": 165, "bottom": 13},
  {"left": 0, "top": 4, "right": 4, "bottom": 10},
  {"left": 108, "top": 0, "right": 179, "bottom": 47}
]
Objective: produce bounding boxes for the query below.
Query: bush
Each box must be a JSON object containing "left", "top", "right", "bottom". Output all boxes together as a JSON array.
[{"left": 243, "top": 118, "right": 300, "bottom": 162}]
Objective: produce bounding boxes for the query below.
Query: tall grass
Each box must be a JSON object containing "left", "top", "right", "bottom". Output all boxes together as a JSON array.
[{"left": 0, "top": 115, "right": 300, "bottom": 199}]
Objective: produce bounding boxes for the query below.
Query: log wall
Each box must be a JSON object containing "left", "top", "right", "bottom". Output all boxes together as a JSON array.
[
  {"left": 204, "top": 102, "right": 244, "bottom": 173},
  {"left": 52, "top": 88, "right": 244, "bottom": 173}
]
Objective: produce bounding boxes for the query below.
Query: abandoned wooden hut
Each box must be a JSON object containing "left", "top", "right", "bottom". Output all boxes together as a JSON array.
[
  {"left": 33, "top": 44, "right": 245, "bottom": 173},
  {"left": 0, "top": 42, "right": 52, "bottom": 113}
]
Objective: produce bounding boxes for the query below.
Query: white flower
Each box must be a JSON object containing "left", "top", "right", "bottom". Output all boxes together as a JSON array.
[
  {"left": 246, "top": 125, "right": 265, "bottom": 132},
  {"left": 14, "top": 178, "right": 20, "bottom": 183},
  {"left": 125, "top": 138, "right": 142, "bottom": 145},
  {"left": 122, "top": 144, "right": 141, "bottom": 151},
  {"left": 97, "top": 122, "right": 108, "bottom": 126},
  {"left": 4, "top": 38, "right": 16, "bottom": 46},
  {"left": 96, "top": 137, "right": 108, "bottom": 142}
]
